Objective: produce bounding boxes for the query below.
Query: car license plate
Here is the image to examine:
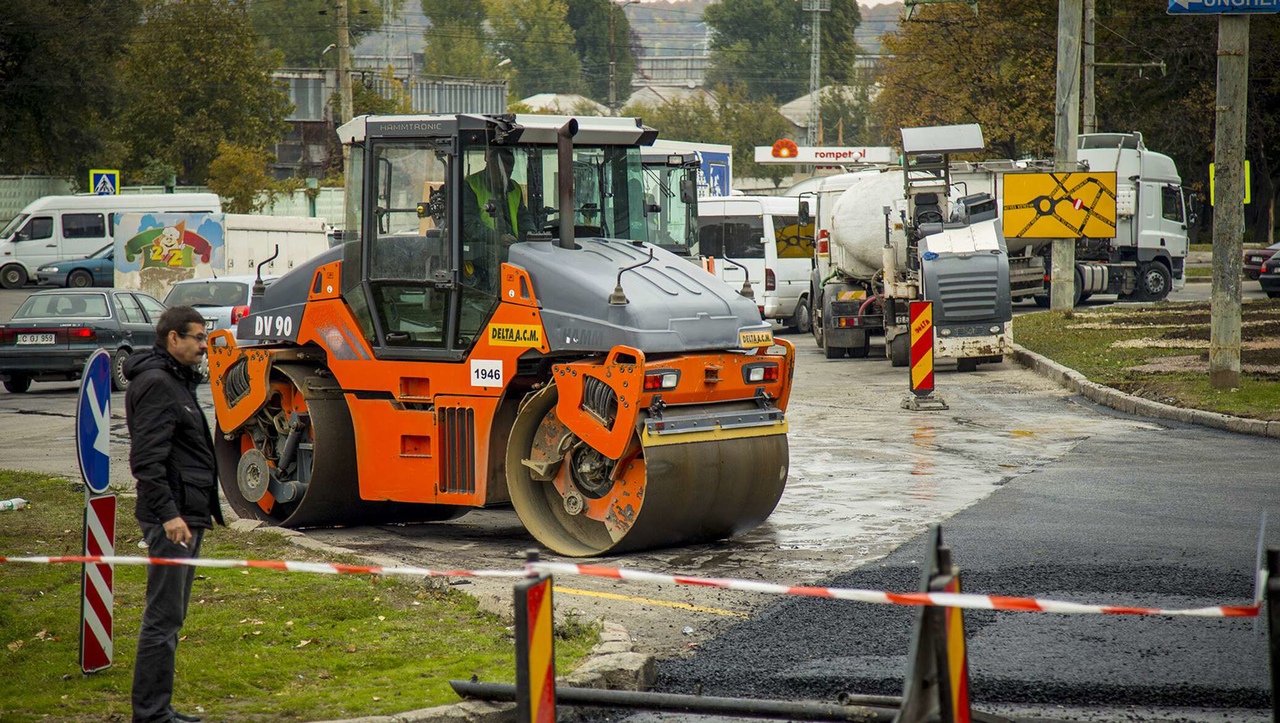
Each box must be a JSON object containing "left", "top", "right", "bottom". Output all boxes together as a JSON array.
[
  {"left": 1251, "top": 256, "right": 1264, "bottom": 263},
  {"left": 204, "top": 320, "right": 215, "bottom": 331},
  {"left": 17, "top": 333, "right": 55, "bottom": 345}
]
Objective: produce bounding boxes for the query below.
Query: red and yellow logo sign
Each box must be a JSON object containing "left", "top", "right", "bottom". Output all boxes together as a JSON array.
[{"left": 771, "top": 139, "right": 799, "bottom": 158}]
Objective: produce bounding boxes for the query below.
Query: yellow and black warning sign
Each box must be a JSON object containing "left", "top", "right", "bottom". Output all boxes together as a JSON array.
[
  {"left": 738, "top": 330, "right": 774, "bottom": 348},
  {"left": 488, "top": 324, "right": 543, "bottom": 347},
  {"left": 1002, "top": 172, "right": 1117, "bottom": 239}
]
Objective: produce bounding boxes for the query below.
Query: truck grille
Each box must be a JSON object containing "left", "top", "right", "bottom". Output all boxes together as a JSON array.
[
  {"left": 438, "top": 407, "right": 476, "bottom": 495},
  {"left": 934, "top": 270, "right": 998, "bottom": 321}
]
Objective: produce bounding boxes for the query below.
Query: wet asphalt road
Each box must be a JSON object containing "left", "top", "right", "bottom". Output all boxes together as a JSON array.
[{"left": 629, "top": 405, "right": 1279, "bottom": 721}]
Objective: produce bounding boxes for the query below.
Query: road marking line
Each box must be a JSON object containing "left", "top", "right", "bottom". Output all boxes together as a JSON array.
[{"left": 553, "top": 585, "right": 748, "bottom": 618}]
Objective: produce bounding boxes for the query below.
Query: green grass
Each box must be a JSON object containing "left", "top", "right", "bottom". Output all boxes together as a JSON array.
[
  {"left": 1184, "top": 266, "right": 1212, "bottom": 277},
  {"left": 0, "top": 470, "right": 597, "bottom": 722},
  {"left": 1014, "top": 302, "right": 1280, "bottom": 420}
]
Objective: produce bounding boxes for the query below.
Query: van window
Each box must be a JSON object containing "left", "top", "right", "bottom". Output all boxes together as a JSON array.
[
  {"left": 19, "top": 216, "right": 53, "bottom": 241},
  {"left": 696, "top": 216, "right": 724, "bottom": 257},
  {"left": 1, "top": 213, "right": 29, "bottom": 239},
  {"left": 64, "top": 213, "right": 106, "bottom": 239},
  {"left": 723, "top": 215, "right": 765, "bottom": 259},
  {"left": 772, "top": 215, "right": 815, "bottom": 259}
]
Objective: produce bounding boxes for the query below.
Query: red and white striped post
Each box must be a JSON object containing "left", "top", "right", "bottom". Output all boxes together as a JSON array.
[{"left": 80, "top": 494, "right": 115, "bottom": 673}]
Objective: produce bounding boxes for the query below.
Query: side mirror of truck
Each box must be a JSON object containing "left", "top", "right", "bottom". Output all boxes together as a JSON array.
[
  {"left": 799, "top": 200, "right": 811, "bottom": 226},
  {"left": 680, "top": 177, "right": 698, "bottom": 206}
]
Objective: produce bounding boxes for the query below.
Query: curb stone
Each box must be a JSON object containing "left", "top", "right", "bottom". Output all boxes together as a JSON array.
[
  {"left": 226, "top": 518, "right": 657, "bottom": 723},
  {"left": 1010, "top": 344, "right": 1280, "bottom": 439}
]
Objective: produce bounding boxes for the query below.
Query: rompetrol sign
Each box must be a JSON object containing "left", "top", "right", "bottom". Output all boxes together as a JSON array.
[{"left": 754, "top": 145, "right": 896, "bottom": 165}]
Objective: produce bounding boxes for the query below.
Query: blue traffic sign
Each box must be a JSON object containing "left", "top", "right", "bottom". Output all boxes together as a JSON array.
[
  {"left": 1168, "top": 0, "right": 1279, "bottom": 14},
  {"left": 77, "top": 349, "right": 112, "bottom": 495}
]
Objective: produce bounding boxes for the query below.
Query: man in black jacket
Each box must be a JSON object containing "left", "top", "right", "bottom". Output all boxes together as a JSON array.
[{"left": 125, "top": 305, "right": 223, "bottom": 723}]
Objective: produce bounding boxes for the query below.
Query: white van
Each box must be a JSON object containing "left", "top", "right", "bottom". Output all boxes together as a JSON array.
[
  {"left": 0, "top": 193, "right": 222, "bottom": 288},
  {"left": 695, "top": 196, "right": 815, "bottom": 331}
]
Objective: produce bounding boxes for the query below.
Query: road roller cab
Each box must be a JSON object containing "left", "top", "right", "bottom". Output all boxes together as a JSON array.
[{"left": 208, "top": 113, "right": 795, "bottom": 556}]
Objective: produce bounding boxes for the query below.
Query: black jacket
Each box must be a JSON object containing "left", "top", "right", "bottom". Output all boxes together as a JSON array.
[{"left": 124, "top": 347, "right": 224, "bottom": 529}]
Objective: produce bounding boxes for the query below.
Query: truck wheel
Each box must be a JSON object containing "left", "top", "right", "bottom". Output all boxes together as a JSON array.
[
  {"left": 0, "top": 264, "right": 27, "bottom": 289},
  {"left": 889, "top": 334, "right": 910, "bottom": 367},
  {"left": 825, "top": 344, "right": 845, "bottom": 359},
  {"left": 791, "top": 295, "right": 812, "bottom": 334},
  {"left": 1134, "top": 262, "right": 1172, "bottom": 301},
  {"left": 848, "top": 332, "right": 870, "bottom": 359},
  {"left": 1033, "top": 294, "right": 1050, "bottom": 308}
]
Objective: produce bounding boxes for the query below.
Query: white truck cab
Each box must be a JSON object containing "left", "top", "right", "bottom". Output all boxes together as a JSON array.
[{"left": 0, "top": 193, "right": 222, "bottom": 288}]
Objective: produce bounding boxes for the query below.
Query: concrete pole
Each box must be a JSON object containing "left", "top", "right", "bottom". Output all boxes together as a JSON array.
[
  {"left": 1051, "top": 0, "right": 1082, "bottom": 311},
  {"left": 1209, "top": 15, "right": 1249, "bottom": 390},
  {"left": 609, "top": 6, "right": 617, "bottom": 113},
  {"left": 1082, "top": 0, "right": 1095, "bottom": 134},
  {"left": 337, "top": 0, "right": 353, "bottom": 126}
]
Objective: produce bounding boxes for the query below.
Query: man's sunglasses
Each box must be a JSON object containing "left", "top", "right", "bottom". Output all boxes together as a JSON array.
[{"left": 177, "top": 332, "right": 209, "bottom": 343}]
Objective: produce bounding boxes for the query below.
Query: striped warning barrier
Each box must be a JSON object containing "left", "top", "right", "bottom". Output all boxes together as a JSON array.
[
  {"left": 515, "top": 569, "right": 556, "bottom": 723},
  {"left": 526, "top": 562, "right": 1260, "bottom": 618},
  {"left": 80, "top": 495, "right": 115, "bottom": 674},
  {"left": 909, "top": 300, "right": 935, "bottom": 396},
  {"left": 0, "top": 555, "right": 527, "bottom": 579},
  {"left": 0, "top": 554, "right": 1260, "bottom": 617}
]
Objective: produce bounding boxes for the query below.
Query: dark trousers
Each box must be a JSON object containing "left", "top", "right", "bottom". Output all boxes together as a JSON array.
[{"left": 132, "top": 521, "right": 204, "bottom": 723}]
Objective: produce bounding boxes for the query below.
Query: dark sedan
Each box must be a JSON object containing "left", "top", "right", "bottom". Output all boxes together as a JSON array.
[
  {"left": 1259, "top": 254, "right": 1280, "bottom": 299},
  {"left": 0, "top": 288, "right": 167, "bottom": 393},
  {"left": 1243, "top": 242, "right": 1280, "bottom": 281},
  {"left": 35, "top": 243, "right": 116, "bottom": 287}
]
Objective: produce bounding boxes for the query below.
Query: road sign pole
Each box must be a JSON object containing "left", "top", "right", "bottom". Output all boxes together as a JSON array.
[
  {"left": 76, "top": 349, "right": 114, "bottom": 673},
  {"left": 1209, "top": 14, "right": 1249, "bottom": 390},
  {"left": 1051, "top": 0, "right": 1082, "bottom": 312}
]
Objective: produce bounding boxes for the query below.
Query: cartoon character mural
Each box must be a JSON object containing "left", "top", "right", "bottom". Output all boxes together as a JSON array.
[
  {"left": 124, "top": 220, "right": 214, "bottom": 268},
  {"left": 114, "top": 212, "right": 226, "bottom": 300}
]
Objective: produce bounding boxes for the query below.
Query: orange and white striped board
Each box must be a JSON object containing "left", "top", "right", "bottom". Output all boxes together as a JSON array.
[
  {"left": 909, "top": 301, "right": 934, "bottom": 396},
  {"left": 515, "top": 574, "right": 555, "bottom": 723},
  {"left": 80, "top": 493, "right": 115, "bottom": 673},
  {"left": 942, "top": 573, "right": 971, "bottom": 723}
]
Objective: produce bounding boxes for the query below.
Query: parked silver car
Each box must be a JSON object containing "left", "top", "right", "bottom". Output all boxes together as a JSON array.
[
  {"left": 163, "top": 276, "right": 277, "bottom": 381},
  {"left": 162, "top": 275, "right": 278, "bottom": 338}
]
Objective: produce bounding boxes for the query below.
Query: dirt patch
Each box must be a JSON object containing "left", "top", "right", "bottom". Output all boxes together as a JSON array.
[
  {"left": 1126, "top": 348, "right": 1280, "bottom": 376},
  {"left": 1158, "top": 319, "right": 1280, "bottom": 343},
  {"left": 1072, "top": 299, "right": 1280, "bottom": 329}
]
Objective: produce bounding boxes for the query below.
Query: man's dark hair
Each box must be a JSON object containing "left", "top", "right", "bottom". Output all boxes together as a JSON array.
[{"left": 157, "top": 306, "right": 205, "bottom": 344}]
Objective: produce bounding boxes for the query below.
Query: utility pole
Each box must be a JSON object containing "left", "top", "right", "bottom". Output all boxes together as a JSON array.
[
  {"left": 337, "top": 0, "right": 353, "bottom": 126},
  {"left": 1082, "top": 0, "right": 1095, "bottom": 134},
  {"left": 1051, "top": 0, "right": 1082, "bottom": 311},
  {"left": 803, "top": 0, "right": 831, "bottom": 148},
  {"left": 1209, "top": 16, "right": 1250, "bottom": 390}
]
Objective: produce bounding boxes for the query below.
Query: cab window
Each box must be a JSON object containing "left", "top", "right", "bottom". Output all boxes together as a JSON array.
[
  {"left": 1161, "top": 185, "right": 1184, "bottom": 223},
  {"left": 19, "top": 216, "right": 53, "bottom": 241}
]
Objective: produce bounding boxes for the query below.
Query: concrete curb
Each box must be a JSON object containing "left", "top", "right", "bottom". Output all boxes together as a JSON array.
[
  {"left": 1010, "top": 343, "right": 1280, "bottom": 439},
  {"left": 223, "top": 522, "right": 657, "bottom": 723}
]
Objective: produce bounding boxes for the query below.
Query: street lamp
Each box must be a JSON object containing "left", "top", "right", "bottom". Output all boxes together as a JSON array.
[{"left": 609, "top": 0, "right": 640, "bottom": 115}]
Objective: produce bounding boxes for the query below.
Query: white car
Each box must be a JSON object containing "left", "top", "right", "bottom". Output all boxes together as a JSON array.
[{"left": 163, "top": 275, "right": 277, "bottom": 381}]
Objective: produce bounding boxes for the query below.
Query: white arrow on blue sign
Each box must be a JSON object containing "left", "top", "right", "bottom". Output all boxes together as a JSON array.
[
  {"left": 77, "top": 349, "right": 112, "bottom": 495},
  {"left": 1168, "top": 0, "right": 1279, "bottom": 14}
]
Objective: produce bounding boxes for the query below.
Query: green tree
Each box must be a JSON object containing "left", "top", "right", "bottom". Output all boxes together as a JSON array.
[
  {"left": 625, "top": 83, "right": 793, "bottom": 187},
  {"left": 873, "top": 1, "right": 1057, "bottom": 159},
  {"left": 248, "top": 0, "right": 389, "bottom": 68},
  {"left": 420, "top": 0, "right": 505, "bottom": 78},
  {"left": 0, "top": 0, "right": 142, "bottom": 179},
  {"left": 565, "top": 0, "right": 637, "bottom": 109},
  {"left": 818, "top": 85, "right": 872, "bottom": 146},
  {"left": 115, "top": 0, "right": 293, "bottom": 185},
  {"left": 484, "top": 0, "right": 583, "bottom": 98},
  {"left": 206, "top": 142, "right": 294, "bottom": 213},
  {"left": 704, "top": 0, "right": 861, "bottom": 104}
]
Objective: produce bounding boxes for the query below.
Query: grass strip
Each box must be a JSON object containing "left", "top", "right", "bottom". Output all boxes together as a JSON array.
[
  {"left": 0, "top": 470, "right": 596, "bottom": 722},
  {"left": 1013, "top": 300, "right": 1280, "bottom": 420}
]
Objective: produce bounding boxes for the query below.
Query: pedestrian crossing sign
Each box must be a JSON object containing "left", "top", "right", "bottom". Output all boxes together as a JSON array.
[{"left": 90, "top": 170, "right": 119, "bottom": 196}]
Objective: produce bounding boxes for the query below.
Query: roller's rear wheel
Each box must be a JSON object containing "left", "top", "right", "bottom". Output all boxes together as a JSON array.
[
  {"left": 215, "top": 363, "right": 466, "bottom": 528},
  {"left": 507, "top": 384, "right": 788, "bottom": 557}
]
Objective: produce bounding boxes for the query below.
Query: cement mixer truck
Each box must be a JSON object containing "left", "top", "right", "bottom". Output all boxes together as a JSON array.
[{"left": 811, "top": 124, "right": 1012, "bottom": 371}]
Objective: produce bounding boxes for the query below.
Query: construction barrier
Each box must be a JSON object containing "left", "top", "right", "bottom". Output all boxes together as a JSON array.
[
  {"left": 514, "top": 552, "right": 556, "bottom": 723},
  {"left": 903, "top": 301, "right": 947, "bottom": 411}
]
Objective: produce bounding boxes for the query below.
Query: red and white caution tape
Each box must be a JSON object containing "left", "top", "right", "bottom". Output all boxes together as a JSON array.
[
  {"left": 0, "top": 555, "right": 1261, "bottom": 618},
  {"left": 529, "top": 562, "right": 1261, "bottom": 619},
  {"left": 0, "top": 555, "right": 527, "bottom": 580}
]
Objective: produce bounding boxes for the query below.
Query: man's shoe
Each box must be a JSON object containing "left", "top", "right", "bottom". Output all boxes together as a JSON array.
[{"left": 168, "top": 710, "right": 201, "bottom": 722}]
